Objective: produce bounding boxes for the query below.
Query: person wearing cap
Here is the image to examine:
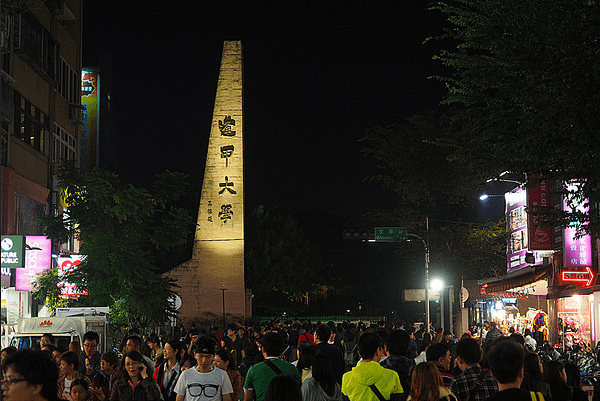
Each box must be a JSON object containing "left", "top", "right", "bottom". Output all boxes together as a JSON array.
[{"left": 175, "top": 337, "right": 233, "bottom": 401}]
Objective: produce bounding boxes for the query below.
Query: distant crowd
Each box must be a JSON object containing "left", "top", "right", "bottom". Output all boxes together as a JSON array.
[{"left": 0, "top": 319, "right": 590, "bottom": 401}]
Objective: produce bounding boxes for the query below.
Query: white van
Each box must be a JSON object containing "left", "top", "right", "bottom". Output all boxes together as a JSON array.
[{"left": 10, "top": 315, "right": 109, "bottom": 352}]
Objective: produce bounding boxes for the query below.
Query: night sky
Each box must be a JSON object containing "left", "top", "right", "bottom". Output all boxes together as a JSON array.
[
  {"left": 83, "top": 1, "right": 447, "bottom": 217},
  {"left": 82, "top": 2, "right": 455, "bottom": 317}
]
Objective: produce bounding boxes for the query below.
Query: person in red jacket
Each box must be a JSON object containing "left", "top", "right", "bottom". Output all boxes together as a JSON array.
[{"left": 297, "top": 323, "right": 315, "bottom": 345}]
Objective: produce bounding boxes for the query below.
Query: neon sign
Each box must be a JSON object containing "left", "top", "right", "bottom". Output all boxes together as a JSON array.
[{"left": 562, "top": 266, "right": 594, "bottom": 286}]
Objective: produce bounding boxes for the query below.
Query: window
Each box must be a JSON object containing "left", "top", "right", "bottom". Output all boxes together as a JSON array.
[
  {"left": 14, "top": 13, "right": 59, "bottom": 84},
  {"left": 57, "top": 57, "right": 79, "bottom": 104},
  {"left": 53, "top": 123, "right": 76, "bottom": 162},
  {"left": 14, "top": 91, "right": 49, "bottom": 154},
  {"left": 1, "top": 118, "right": 9, "bottom": 166}
]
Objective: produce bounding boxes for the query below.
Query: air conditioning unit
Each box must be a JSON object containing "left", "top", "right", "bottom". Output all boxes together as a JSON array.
[{"left": 69, "top": 103, "right": 84, "bottom": 124}]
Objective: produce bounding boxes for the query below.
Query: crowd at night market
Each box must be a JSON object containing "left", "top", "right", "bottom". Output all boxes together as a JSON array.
[{"left": 2, "top": 318, "right": 600, "bottom": 401}]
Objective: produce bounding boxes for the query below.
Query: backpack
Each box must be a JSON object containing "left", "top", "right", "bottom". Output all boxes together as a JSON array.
[{"left": 344, "top": 341, "right": 357, "bottom": 367}]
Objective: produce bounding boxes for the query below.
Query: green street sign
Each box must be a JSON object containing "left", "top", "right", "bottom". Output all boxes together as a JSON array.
[
  {"left": 375, "top": 227, "right": 407, "bottom": 242},
  {"left": 1, "top": 235, "right": 26, "bottom": 268}
]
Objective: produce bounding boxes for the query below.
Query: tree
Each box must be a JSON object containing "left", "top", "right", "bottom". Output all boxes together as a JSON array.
[
  {"left": 36, "top": 163, "right": 194, "bottom": 325},
  {"left": 245, "top": 205, "right": 330, "bottom": 315},
  {"left": 429, "top": 0, "right": 600, "bottom": 235},
  {"left": 361, "top": 111, "right": 507, "bottom": 280}
]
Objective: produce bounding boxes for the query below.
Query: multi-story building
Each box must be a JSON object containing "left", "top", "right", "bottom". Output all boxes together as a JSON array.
[{"left": 1, "top": 0, "right": 83, "bottom": 322}]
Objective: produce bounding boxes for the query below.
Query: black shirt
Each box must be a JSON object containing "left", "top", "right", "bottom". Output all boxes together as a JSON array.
[{"left": 485, "top": 388, "right": 544, "bottom": 401}]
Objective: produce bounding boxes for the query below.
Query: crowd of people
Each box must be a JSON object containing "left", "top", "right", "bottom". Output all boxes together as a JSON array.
[{"left": 0, "top": 319, "right": 592, "bottom": 401}]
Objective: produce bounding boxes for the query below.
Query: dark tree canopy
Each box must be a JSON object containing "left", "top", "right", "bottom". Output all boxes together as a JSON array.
[
  {"left": 361, "top": 112, "right": 507, "bottom": 280},
  {"left": 429, "top": 0, "right": 600, "bottom": 235},
  {"left": 245, "top": 205, "right": 330, "bottom": 315}
]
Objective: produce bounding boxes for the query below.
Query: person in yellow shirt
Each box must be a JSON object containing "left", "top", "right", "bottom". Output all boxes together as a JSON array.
[{"left": 342, "top": 331, "right": 403, "bottom": 401}]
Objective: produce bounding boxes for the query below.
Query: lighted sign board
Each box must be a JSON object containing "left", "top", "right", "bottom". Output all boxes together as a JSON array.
[
  {"left": 1, "top": 235, "right": 25, "bottom": 268},
  {"left": 15, "top": 236, "right": 52, "bottom": 291},
  {"left": 527, "top": 177, "right": 553, "bottom": 250},
  {"left": 506, "top": 188, "right": 529, "bottom": 272},
  {"left": 562, "top": 180, "right": 593, "bottom": 285},
  {"left": 57, "top": 255, "right": 88, "bottom": 296},
  {"left": 81, "top": 70, "right": 99, "bottom": 171}
]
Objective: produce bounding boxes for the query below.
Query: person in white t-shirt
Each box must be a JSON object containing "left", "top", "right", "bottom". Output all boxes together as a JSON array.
[{"left": 175, "top": 338, "right": 233, "bottom": 401}]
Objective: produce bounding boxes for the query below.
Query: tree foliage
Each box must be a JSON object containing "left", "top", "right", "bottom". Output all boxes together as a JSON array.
[
  {"left": 38, "top": 163, "right": 194, "bottom": 325},
  {"left": 361, "top": 112, "right": 507, "bottom": 279},
  {"left": 361, "top": 111, "right": 485, "bottom": 221},
  {"left": 32, "top": 268, "right": 74, "bottom": 315},
  {"left": 429, "top": 0, "right": 600, "bottom": 235},
  {"left": 245, "top": 206, "right": 330, "bottom": 315}
]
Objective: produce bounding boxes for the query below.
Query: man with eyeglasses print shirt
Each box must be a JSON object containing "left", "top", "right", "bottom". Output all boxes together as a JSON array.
[
  {"left": 79, "top": 331, "right": 102, "bottom": 380},
  {"left": 175, "top": 338, "right": 233, "bottom": 401}
]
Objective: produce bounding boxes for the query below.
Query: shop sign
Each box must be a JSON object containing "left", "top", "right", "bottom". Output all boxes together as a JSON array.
[
  {"left": 506, "top": 188, "right": 529, "bottom": 272},
  {"left": 527, "top": 177, "right": 553, "bottom": 250},
  {"left": 1, "top": 235, "right": 26, "bottom": 268},
  {"left": 563, "top": 180, "right": 592, "bottom": 274},
  {"left": 480, "top": 284, "right": 527, "bottom": 299},
  {"left": 562, "top": 266, "right": 594, "bottom": 286},
  {"left": 15, "top": 236, "right": 52, "bottom": 291}
]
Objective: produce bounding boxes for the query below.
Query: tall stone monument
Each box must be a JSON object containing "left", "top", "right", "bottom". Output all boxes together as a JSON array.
[{"left": 167, "top": 41, "right": 248, "bottom": 322}]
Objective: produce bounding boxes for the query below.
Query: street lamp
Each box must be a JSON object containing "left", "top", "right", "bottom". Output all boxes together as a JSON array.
[
  {"left": 407, "top": 233, "right": 430, "bottom": 333},
  {"left": 431, "top": 279, "right": 443, "bottom": 292},
  {"left": 479, "top": 194, "right": 505, "bottom": 201},
  {"left": 430, "top": 279, "right": 449, "bottom": 331},
  {"left": 219, "top": 285, "right": 228, "bottom": 330}
]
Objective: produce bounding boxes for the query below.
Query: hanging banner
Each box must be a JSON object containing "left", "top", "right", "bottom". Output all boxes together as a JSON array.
[
  {"left": 563, "top": 180, "right": 592, "bottom": 277},
  {"left": 15, "top": 236, "right": 52, "bottom": 291},
  {"left": 527, "top": 177, "right": 553, "bottom": 250},
  {"left": 506, "top": 187, "right": 528, "bottom": 272}
]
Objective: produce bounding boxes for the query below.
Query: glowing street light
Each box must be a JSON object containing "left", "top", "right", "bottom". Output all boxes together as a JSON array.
[
  {"left": 431, "top": 279, "right": 444, "bottom": 292},
  {"left": 479, "top": 194, "right": 505, "bottom": 201}
]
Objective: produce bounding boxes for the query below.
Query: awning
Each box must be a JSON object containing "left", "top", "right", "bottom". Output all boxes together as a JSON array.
[{"left": 478, "top": 266, "right": 549, "bottom": 294}]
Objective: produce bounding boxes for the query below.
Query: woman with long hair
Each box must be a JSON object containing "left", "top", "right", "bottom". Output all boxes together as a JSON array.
[
  {"left": 214, "top": 349, "right": 244, "bottom": 401},
  {"left": 301, "top": 354, "right": 341, "bottom": 401},
  {"left": 109, "top": 351, "right": 162, "bottom": 401},
  {"left": 296, "top": 343, "right": 320, "bottom": 382},
  {"left": 544, "top": 360, "right": 572, "bottom": 401},
  {"left": 408, "top": 362, "right": 457, "bottom": 401},
  {"left": 520, "top": 352, "right": 551, "bottom": 400},
  {"left": 152, "top": 340, "right": 183, "bottom": 401},
  {"left": 221, "top": 336, "right": 238, "bottom": 368}
]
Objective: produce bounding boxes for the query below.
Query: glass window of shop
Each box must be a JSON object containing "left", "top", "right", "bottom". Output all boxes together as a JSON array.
[{"left": 558, "top": 295, "right": 592, "bottom": 351}]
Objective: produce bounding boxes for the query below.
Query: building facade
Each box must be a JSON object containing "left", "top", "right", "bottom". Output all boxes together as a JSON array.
[{"left": 1, "top": 0, "right": 83, "bottom": 322}]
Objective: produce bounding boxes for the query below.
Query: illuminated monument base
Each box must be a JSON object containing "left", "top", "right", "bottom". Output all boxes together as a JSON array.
[{"left": 167, "top": 41, "right": 249, "bottom": 323}]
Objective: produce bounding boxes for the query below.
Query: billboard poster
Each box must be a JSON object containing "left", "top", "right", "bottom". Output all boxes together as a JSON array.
[
  {"left": 15, "top": 236, "right": 52, "bottom": 291},
  {"left": 506, "top": 187, "right": 529, "bottom": 272},
  {"left": 527, "top": 177, "right": 553, "bottom": 250},
  {"left": 81, "top": 71, "right": 99, "bottom": 171},
  {"left": 57, "top": 255, "right": 88, "bottom": 296},
  {"left": 563, "top": 180, "right": 592, "bottom": 275}
]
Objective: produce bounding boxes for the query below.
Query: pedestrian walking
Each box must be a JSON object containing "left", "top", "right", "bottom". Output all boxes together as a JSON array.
[
  {"left": 153, "top": 340, "right": 183, "bottom": 401},
  {"left": 175, "top": 338, "right": 233, "bottom": 401},
  {"left": 301, "top": 354, "right": 342, "bottom": 401},
  {"left": 407, "top": 362, "right": 457, "bottom": 401},
  {"left": 109, "top": 351, "right": 162, "bottom": 401}
]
